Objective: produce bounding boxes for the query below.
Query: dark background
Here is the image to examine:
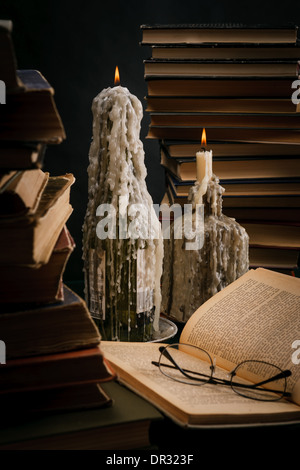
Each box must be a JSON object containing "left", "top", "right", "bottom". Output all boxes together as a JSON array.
[{"left": 2, "top": 0, "right": 300, "bottom": 283}]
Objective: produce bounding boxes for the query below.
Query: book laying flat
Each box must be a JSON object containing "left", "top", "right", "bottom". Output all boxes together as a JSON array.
[
  {"left": 101, "top": 268, "right": 300, "bottom": 427},
  {"left": 248, "top": 246, "right": 299, "bottom": 270},
  {"left": 166, "top": 183, "right": 300, "bottom": 209},
  {"left": 140, "top": 24, "right": 299, "bottom": 45},
  {"left": 160, "top": 151, "right": 300, "bottom": 181},
  {"left": 0, "top": 169, "right": 49, "bottom": 216},
  {"left": 148, "top": 126, "right": 300, "bottom": 145},
  {"left": 146, "top": 77, "right": 298, "bottom": 98},
  {"left": 146, "top": 96, "right": 300, "bottom": 114},
  {"left": 0, "top": 382, "right": 113, "bottom": 420},
  {"left": 166, "top": 173, "right": 300, "bottom": 197},
  {"left": 0, "top": 284, "right": 101, "bottom": 359},
  {"left": 0, "top": 142, "right": 46, "bottom": 170},
  {"left": 0, "top": 173, "right": 74, "bottom": 266},
  {"left": 151, "top": 112, "right": 300, "bottom": 129},
  {"left": 151, "top": 45, "right": 300, "bottom": 61},
  {"left": 0, "top": 20, "right": 21, "bottom": 91},
  {"left": 160, "top": 141, "right": 300, "bottom": 158},
  {"left": 144, "top": 59, "right": 300, "bottom": 77},
  {"left": 223, "top": 206, "right": 300, "bottom": 224},
  {"left": 0, "top": 70, "right": 66, "bottom": 144},
  {"left": 0, "top": 381, "right": 162, "bottom": 450},
  {"left": 0, "top": 346, "right": 115, "bottom": 394},
  {"left": 242, "top": 221, "right": 300, "bottom": 249},
  {"left": 0, "top": 225, "right": 74, "bottom": 305}
]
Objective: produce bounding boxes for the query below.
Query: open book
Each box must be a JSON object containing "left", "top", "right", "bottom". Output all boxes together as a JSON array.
[{"left": 101, "top": 268, "right": 300, "bottom": 427}]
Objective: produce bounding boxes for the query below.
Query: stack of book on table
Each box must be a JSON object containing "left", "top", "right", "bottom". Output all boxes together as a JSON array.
[
  {"left": 141, "top": 23, "right": 300, "bottom": 275},
  {"left": 0, "top": 20, "right": 114, "bottom": 419}
]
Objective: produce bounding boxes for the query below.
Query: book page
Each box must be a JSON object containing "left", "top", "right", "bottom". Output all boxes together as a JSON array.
[
  {"left": 101, "top": 341, "right": 300, "bottom": 427},
  {"left": 180, "top": 268, "right": 300, "bottom": 396}
]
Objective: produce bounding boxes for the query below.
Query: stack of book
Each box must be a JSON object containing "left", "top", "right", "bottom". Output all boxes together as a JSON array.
[
  {"left": 0, "top": 20, "right": 114, "bottom": 419},
  {"left": 141, "top": 23, "right": 300, "bottom": 275}
]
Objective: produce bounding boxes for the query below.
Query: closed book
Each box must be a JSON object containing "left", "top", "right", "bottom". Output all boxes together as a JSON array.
[
  {"left": 151, "top": 112, "right": 300, "bottom": 130},
  {"left": 146, "top": 96, "right": 300, "bottom": 114},
  {"left": 165, "top": 182, "right": 300, "bottom": 209},
  {"left": 160, "top": 150, "right": 300, "bottom": 181},
  {"left": 0, "top": 20, "right": 20, "bottom": 91},
  {"left": 140, "top": 24, "right": 299, "bottom": 45},
  {"left": 148, "top": 126, "right": 300, "bottom": 145},
  {"left": 0, "top": 346, "right": 114, "bottom": 393},
  {"left": 242, "top": 221, "right": 300, "bottom": 249},
  {"left": 0, "top": 226, "right": 75, "bottom": 304},
  {"left": 0, "top": 142, "right": 46, "bottom": 170},
  {"left": 160, "top": 141, "right": 300, "bottom": 158},
  {"left": 0, "top": 381, "right": 162, "bottom": 450},
  {"left": 0, "top": 173, "right": 74, "bottom": 266},
  {"left": 0, "top": 284, "right": 101, "bottom": 359},
  {"left": 151, "top": 44, "right": 300, "bottom": 61},
  {"left": 0, "top": 70, "right": 66, "bottom": 143},
  {"left": 0, "top": 169, "right": 49, "bottom": 217},
  {"left": 0, "top": 382, "right": 113, "bottom": 420},
  {"left": 146, "top": 77, "right": 297, "bottom": 98},
  {"left": 223, "top": 206, "right": 300, "bottom": 224},
  {"left": 248, "top": 246, "right": 299, "bottom": 270},
  {"left": 144, "top": 59, "right": 300, "bottom": 78}
]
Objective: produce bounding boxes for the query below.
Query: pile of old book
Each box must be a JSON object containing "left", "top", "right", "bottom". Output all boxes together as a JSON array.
[
  {"left": 141, "top": 23, "right": 300, "bottom": 275},
  {"left": 0, "top": 20, "right": 114, "bottom": 419}
]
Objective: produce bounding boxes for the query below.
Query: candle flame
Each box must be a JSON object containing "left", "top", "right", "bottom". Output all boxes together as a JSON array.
[
  {"left": 201, "top": 128, "right": 207, "bottom": 147},
  {"left": 114, "top": 66, "right": 120, "bottom": 85}
]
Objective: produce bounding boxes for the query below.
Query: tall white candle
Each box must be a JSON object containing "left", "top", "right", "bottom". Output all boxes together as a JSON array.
[
  {"left": 82, "top": 67, "right": 164, "bottom": 339},
  {"left": 195, "top": 148, "right": 213, "bottom": 205}
]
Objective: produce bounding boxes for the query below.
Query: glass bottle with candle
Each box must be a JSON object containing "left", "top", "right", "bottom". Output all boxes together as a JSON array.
[
  {"left": 161, "top": 129, "right": 249, "bottom": 323},
  {"left": 82, "top": 68, "right": 163, "bottom": 341}
]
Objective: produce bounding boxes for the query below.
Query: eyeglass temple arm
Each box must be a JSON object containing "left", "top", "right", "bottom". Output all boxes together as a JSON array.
[
  {"left": 155, "top": 347, "right": 216, "bottom": 383},
  {"left": 158, "top": 346, "right": 196, "bottom": 380},
  {"left": 250, "top": 369, "right": 291, "bottom": 388},
  {"left": 158, "top": 346, "right": 179, "bottom": 369}
]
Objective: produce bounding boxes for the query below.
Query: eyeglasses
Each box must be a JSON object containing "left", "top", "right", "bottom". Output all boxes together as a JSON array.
[{"left": 151, "top": 343, "right": 292, "bottom": 402}]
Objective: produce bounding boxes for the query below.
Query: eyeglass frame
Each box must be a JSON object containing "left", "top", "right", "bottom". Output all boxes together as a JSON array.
[{"left": 151, "top": 343, "right": 292, "bottom": 402}]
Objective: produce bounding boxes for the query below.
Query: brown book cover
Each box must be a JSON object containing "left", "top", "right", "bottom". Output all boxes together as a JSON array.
[
  {"left": 0, "top": 226, "right": 75, "bottom": 304},
  {"left": 0, "top": 70, "right": 66, "bottom": 144},
  {"left": 0, "top": 284, "right": 102, "bottom": 359},
  {"left": 0, "top": 346, "right": 115, "bottom": 393},
  {"left": 0, "top": 169, "right": 49, "bottom": 216},
  {"left": 0, "top": 173, "right": 74, "bottom": 266}
]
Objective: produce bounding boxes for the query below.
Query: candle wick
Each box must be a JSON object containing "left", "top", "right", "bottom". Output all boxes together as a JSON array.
[{"left": 201, "top": 147, "right": 206, "bottom": 151}]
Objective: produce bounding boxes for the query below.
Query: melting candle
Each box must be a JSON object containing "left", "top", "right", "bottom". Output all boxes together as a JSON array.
[
  {"left": 82, "top": 67, "right": 164, "bottom": 340},
  {"left": 161, "top": 130, "right": 249, "bottom": 322}
]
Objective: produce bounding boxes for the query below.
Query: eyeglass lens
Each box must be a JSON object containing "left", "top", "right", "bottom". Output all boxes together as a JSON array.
[
  {"left": 158, "top": 343, "right": 214, "bottom": 385},
  {"left": 231, "top": 360, "right": 286, "bottom": 401}
]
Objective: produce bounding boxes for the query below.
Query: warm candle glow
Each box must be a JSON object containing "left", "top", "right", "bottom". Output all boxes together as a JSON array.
[
  {"left": 114, "top": 66, "right": 120, "bottom": 85},
  {"left": 195, "top": 128, "right": 212, "bottom": 201},
  {"left": 201, "top": 128, "right": 207, "bottom": 147}
]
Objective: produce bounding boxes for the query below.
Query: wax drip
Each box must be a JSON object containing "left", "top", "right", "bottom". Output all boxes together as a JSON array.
[
  {"left": 82, "top": 86, "right": 164, "bottom": 339},
  {"left": 161, "top": 174, "right": 249, "bottom": 322}
]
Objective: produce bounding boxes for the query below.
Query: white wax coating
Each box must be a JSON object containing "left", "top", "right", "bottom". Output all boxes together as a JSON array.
[
  {"left": 83, "top": 85, "right": 164, "bottom": 333},
  {"left": 195, "top": 149, "right": 213, "bottom": 204},
  {"left": 160, "top": 176, "right": 249, "bottom": 322}
]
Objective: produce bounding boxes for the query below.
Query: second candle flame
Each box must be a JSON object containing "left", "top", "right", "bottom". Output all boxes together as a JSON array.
[
  {"left": 114, "top": 66, "right": 120, "bottom": 85},
  {"left": 201, "top": 128, "right": 207, "bottom": 147}
]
